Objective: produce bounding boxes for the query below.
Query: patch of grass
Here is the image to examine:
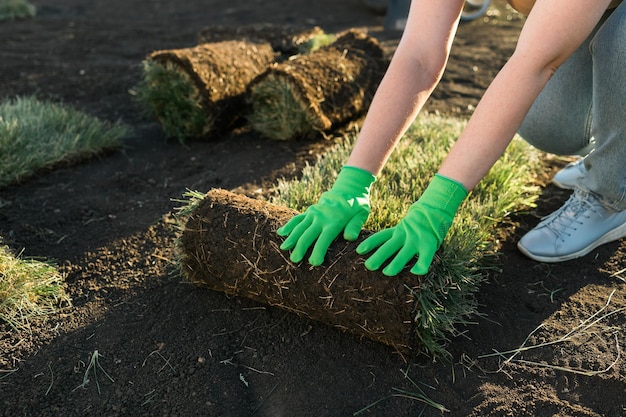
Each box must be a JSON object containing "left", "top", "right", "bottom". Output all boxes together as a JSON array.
[
  {"left": 171, "top": 189, "right": 210, "bottom": 277},
  {"left": 172, "top": 189, "right": 207, "bottom": 218},
  {"left": 133, "top": 59, "right": 212, "bottom": 143},
  {"left": 271, "top": 113, "right": 544, "bottom": 357},
  {"left": 297, "top": 33, "right": 337, "bottom": 54},
  {"left": 0, "top": 0, "right": 36, "bottom": 21},
  {"left": 0, "top": 95, "right": 129, "bottom": 189},
  {"left": 0, "top": 244, "right": 71, "bottom": 330}
]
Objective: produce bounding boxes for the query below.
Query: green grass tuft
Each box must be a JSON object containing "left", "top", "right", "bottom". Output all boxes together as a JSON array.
[
  {"left": 297, "top": 33, "right": 337, "bottom": 54},
  {"left": 0, "top": 245, "right": 71, "bottom": 330},
  {"left": 0, "top": 0, "right": 36, "bottom": 21},
  {"left": 0, "top": 95, "right": 128, "bottom": 189},
  {"left": 271, "top": 113, "right": 544, "bottom": 357},
  {"left": 133, "top": 59, "right": 212, "bottom": 143}
]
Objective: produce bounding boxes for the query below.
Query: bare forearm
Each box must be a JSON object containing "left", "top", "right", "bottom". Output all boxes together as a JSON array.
[
  {"left": 346, "top": 55, "right": 442, "bottom": 175},
  {"left": 345, "top": 0, "right": 463, "bottom": 175},
  {"left": 440, "top": 0, "right": 612, "bottom": 191},
  {"left": 438, "top": 57, "right": 550, "bottom": 190}
]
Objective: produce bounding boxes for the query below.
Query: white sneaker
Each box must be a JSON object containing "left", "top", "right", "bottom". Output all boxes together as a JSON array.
[
  {"left": 552, "top": 158, "right": 586, "bottom": 190},
  {"left": 517, "top": 189, "right": 626, "bottom": 263}
]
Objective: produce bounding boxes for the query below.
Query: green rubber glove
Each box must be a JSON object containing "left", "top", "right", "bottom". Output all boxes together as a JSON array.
[
  {"left": 356, "top": 174, "right": 468, "bottom": 276},
  {"left": 277, "top": 166, "right": 376, "bottom": 266}
]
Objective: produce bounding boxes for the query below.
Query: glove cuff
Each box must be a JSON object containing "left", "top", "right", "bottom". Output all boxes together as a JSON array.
[
  {"left": 420, "top": 174, "right": 468, "bottom": 217},
  {"left": 331, "top": 165, "right": 376, "bottom": 196}
]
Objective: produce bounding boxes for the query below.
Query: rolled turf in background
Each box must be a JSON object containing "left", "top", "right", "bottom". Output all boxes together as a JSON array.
[
  {"left": 136, "top": 40, "right": 276, "bottom": 141},
  {"left": 247, "top": 29, "right": 387, "bottom": 140},
  {"left": 177, "top": 189, "right": 426, "bottom": 353}
]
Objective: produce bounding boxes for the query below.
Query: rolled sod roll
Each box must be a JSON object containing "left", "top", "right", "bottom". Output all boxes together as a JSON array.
[
  {"left": 138, "top": 40, "right": 276, "bottom": 141},
  {"left": 177, "top": 188, "right": 425, "bottom": 353},
  {"left": 247, "top": 30, "right": 387, "bottom": 140}
]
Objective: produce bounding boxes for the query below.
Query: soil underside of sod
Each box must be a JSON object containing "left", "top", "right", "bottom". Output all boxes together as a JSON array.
[
  {"left": 1, "top": 1, "right": 625, "bottom": 416},
  {"left": 179, "top": 189, "right": 421, "bottom": 351}
]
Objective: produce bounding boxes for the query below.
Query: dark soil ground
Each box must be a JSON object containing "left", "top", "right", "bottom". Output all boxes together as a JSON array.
[{"left": 1, "top": 1, "right": 625, "bottom": 416}]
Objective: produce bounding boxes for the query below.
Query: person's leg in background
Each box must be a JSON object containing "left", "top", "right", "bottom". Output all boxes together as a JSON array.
[
  {"left": 517, "top": 5, "right": 626, "bottom": 262},
  {"left": 384, "top": 0, "right": 411, "bottom": 31},
  {"left": 518, "top": 17, "right": 597, "bottom": 190},
  {"left": 579, "top": 3, "right": 626, "bottom": 211},
  {"left": 360, "top": 0, "right": 411, "bottom": 31}
]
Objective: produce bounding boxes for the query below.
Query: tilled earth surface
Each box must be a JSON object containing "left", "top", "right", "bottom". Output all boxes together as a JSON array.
[{"left": 1, "top": 1, "right": 625, "bottom": 416}]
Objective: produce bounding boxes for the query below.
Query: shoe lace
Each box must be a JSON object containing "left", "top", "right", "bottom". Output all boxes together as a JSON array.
[{"left": 540, "top": 191, "right": 600, "bottom": 240}]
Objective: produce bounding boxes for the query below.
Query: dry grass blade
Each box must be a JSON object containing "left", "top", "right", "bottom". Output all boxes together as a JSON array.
[
  {"left": 610, "top": 267, "right": 626, "bottom": 283},
  {"left": 0, "top": 368, "right": 18, "bottom": 381},
  {"left": 510, "top": 331, "right": 621, "bottom": 376},
  {"left": 73, "top": 350, "right": 115, "bottom": 394},
  {"left": 353, "top": 369, "right": 449, "bottom": 415},
  {"left": 481, "top": 290, "right": 625, "bottom": 376}
]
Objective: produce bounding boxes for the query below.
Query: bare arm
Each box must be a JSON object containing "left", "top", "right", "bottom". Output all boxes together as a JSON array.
[
  {"left": 346, "top": 0, "right": 465, "bottom": 175},
  {"left": 439, "top": 0, "right": 613, "bottom": 190}
]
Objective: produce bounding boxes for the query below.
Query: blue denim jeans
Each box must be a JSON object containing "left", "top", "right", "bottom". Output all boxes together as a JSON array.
[{"left": 518, "top": 3, "right": 626, "bottom": 210}]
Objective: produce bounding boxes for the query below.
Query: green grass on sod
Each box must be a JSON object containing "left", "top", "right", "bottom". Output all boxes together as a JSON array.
[
  {"left": 0, "top": 245, "right": 71, "bottom": 330},
  {"left": 271, "top": 113, "right": 544, "bottom": 356},
  {"left": 0, "top": 95, "right": 129, "bottom": 189},
  {"left": 0, "top": 0, "right": 36, "bottom": 21},
  {"left": 133, "top": 60, "right": 211, "bottom": 142}
]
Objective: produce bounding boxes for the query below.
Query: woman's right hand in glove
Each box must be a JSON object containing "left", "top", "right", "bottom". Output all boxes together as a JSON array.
[{"left": 277, "top": 166, "right": 376, "bottom": 266}]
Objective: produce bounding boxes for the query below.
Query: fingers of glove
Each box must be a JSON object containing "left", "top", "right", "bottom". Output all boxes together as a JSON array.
[
  {"left": 289, "top": 221, "right": 324, "bottom": 263},
  {"left": 308, "top": 225, "right": 343, "bottom": 266},
  {"left": 343, "top": 211, "right": 368, "bottom": 241},
  {"left": 410, "top": 247, "right": 436, "bottom": 275},
  {"left": 382, "top": 246, "right": 418, "bottom": 276},
  {"left": 362, "top": 233, "right": 405, "bottom": 272},
  {"left": 279, "top": 214, "right": 312, "bottom": 251},
  {"left": 356, "top": 228, "right": 395, "bottom": 255},
  {"left": 277, "top": 213, "right": 306, "bottom": 237}
]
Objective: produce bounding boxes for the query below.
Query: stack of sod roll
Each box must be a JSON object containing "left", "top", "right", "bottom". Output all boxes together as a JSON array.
[
  {"left": 136, "top": 26, "right": 386, "bottom": 142},
  {"left": 137, "top": 40, "right": 276, "bottom": 141}
]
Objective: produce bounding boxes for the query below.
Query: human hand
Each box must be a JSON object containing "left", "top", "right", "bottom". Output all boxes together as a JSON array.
[
  {"left": 356, "top": 174, "right": 467, "bottom": 276},
  {"left": 277, "top": 166, "right": 376, "bottom": 266}
]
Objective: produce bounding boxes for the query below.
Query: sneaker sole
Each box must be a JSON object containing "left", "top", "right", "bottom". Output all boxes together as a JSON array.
[
  {"left": 551, "top": 178, "right": 577, "bottom": 190},
  {"left": 517, "top": 221, "right": 626, "bottom": 263}
]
